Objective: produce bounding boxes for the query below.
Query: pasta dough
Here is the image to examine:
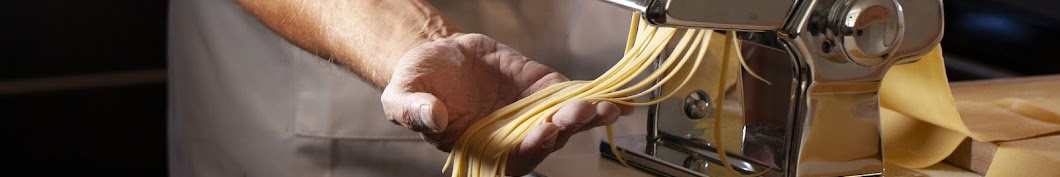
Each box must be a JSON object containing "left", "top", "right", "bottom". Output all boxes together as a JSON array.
[{"left": 880, "top": 45, "right": 1060, "bottom": 177}]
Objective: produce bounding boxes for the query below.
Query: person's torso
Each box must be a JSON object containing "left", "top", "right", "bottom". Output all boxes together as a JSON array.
[{"left": 167, "top": 0, "right": 643, "bottom": 176}]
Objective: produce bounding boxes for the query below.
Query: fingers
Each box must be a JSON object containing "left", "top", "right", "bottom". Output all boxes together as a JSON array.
[
  {"left": 549, "top": 99, "right": 633, "bottom": 149},
  {"left": 551, "top": 100, "right": 598, "bottom": 133},
  {"left": 522, "top": 72, "right": 569, "bottom": 97},
  {"left": 551, "top": 100, "right": 627, "bottom": 133},
  {"left": 590, "top": 101, "right": 623, "bottom": 129},
  {"left": 617, "top": 101, "right": 635, "bottom": 116},
  {"left": 504, "top": 100, "right": 625, "bottom": 175},
  {"left": 380, "top": 90, "right": 450, "bottom": 133},
  {"left": 506, "top": 123, "right": 559, "bottom": 176}
]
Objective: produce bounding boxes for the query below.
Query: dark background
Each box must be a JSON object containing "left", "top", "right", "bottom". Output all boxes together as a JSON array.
[
  {"left": 4, "top": 0, "right": 167, "bottom": 176},
  {"left": 2, "top": 0, "right": 1057, "bottom": 176}
]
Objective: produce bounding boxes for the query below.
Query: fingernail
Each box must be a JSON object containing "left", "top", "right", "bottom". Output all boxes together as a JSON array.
[{"left": 420, "top": 104, "right": 440, "bottom": 133}]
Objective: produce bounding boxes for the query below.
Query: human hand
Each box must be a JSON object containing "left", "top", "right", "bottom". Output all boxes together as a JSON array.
[{"left": 381, "top": 33, "right": 633, "bottom": 175}]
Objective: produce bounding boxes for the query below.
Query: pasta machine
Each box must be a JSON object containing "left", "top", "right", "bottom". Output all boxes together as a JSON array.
[{"left": 598, "top": 0, "right": 944, "bottom": 176}]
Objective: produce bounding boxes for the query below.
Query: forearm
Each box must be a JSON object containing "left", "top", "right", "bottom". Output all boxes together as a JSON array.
[{"left": 236, "top": 0, "right": 459, "bottom": 87}]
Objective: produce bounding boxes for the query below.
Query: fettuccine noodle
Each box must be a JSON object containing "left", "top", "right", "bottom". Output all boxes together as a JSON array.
[{"left": 444, "top": 12, "right": 763, "bottom": 177}]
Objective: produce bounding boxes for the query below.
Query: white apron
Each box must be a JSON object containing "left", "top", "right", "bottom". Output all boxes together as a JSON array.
[{"left": 168, "top": 0, "right": 645, "bottom": 176}]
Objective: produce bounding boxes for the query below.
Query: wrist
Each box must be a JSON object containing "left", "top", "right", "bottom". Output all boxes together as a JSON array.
[
  {"left": 375, "top": 30, "right": 462, "bottom": 88},
  {"left": 370, "top": 3, "right": 461, "bottom": 87}
]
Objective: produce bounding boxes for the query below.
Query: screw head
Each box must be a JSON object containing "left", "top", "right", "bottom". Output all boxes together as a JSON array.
[{"left": 684, "top": 90, "right": 714, "bottom": 120}]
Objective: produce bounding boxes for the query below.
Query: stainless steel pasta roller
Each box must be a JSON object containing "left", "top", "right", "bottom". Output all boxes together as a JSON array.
[{"left": 598, "top": 0, "right": 944, "bottom": 176}]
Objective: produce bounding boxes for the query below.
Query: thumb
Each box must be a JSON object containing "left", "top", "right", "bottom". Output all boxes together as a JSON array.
[{"left": 381, "top": 90, "right": 449, "bottom": 133}]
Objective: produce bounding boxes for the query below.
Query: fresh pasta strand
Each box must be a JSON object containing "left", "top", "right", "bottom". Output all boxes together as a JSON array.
[
  {"left": 712, "top": 31, "right": 770, "bottom": 177},
  {"left": 731, "top": 35, "right": 772, "bottom": 85},
  {"left": 444, "top": 12, "right": 766, "bottom": 177},
  {"left": 591, "top": 29, "right": 704, "bottom": 100},
  {"left": 446, "top": 24, "right": 662, "bottom": 175}
]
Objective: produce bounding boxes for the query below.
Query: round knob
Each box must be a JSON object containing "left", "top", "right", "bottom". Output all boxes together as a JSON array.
[{"left": 835, "top": 0, "right": 904, "bottom": 67}]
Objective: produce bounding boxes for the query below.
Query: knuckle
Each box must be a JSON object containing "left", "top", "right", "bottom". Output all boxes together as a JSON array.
[
  {"left": 456, "top": 33, "right": 497, "bottom": 51},
  {"left": 460, "top": 33, "right": 489, "bottom": 41},
  {"left": 574, "top": 103, "right": 597, "bottom": 123}
]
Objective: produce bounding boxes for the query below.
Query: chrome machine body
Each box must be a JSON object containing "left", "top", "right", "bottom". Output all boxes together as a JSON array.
[{"left": 598, "top": 0, "right": 944, "bottom": 176}]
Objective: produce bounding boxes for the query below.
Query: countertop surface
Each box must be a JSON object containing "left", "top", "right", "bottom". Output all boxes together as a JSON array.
[
  {"left": 534, "top": 154, "right": 982, "bottom": 177},
  {"left": 531, "top": 75, "right": 1060, "bottom": 176}
]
